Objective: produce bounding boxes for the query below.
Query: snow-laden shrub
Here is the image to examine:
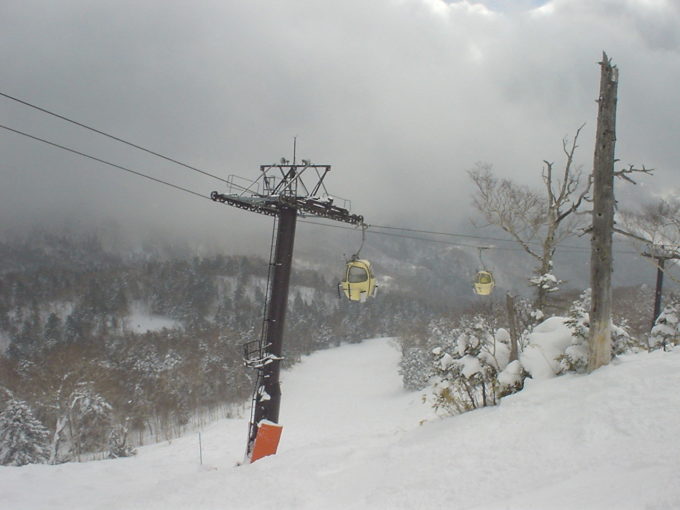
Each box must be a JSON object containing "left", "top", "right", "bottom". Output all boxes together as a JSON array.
[
  {"left": 529, "top": 271, "right": 562, "bottom": 295},
  {"left": 108, "top": 421, "right": 136, "bottom": 459},
  {"left": 650, "top": 303, "right": 680, "bottom": 351},
  {"left": 0, "top": 399, "right": 50, "bottom": 466},
  {"left": 398, "top": 319, "right": 458, "bottom": 392},
  {"left": 427, "top": 316, "right": 522, "bottom": 415},
  {"left": 497, "top": 359, "right": 525, "bottom": 395}
]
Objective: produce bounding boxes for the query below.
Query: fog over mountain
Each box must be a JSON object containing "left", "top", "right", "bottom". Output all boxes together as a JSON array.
[{"left": 1, "top": 0, "right": 678, "bottom": 284}]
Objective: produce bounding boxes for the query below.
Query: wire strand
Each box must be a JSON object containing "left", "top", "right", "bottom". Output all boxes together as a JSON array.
[
  {"left": 0, "top": 123, "right": 211, "bottom": 201},
  {"left": 366, "top": 222, "right": 629, "bottom": 254},
  {"left": 0, "top": 120, "right": 651, "bottom": 259},
  {"left": 298, "top": 218, "right": 642, "bottom": 256},
  {"left": 0, "top": 90, "right": 235, "bottom": 187}
]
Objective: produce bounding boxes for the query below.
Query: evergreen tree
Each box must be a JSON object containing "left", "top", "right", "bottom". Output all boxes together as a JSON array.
[
  {"left": 44, "top": 313, "right": 64, "bottom": 347},
  {"left": 650, "top": 303, "right": 680, "bottom": 351},
  {"left": 399, "top": 346, "right": 432, "bottom": 391},
  {"left": 0, "top": 399, "right": 50, "bottom": 466},
  {"left": 560, "top": 289, "right": 635, "bottom": 373},
  {"left": 559, "top": 289, "right": 592, "bottom": 374}
]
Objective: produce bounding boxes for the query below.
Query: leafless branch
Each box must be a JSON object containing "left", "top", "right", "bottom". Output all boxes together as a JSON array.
[
  {"left": 614, "top": 164, "right": 654, "bottom": 185},
  {"left": 612, "top": 226, "right": 653, "bottom": 244},
  {"left": 468, "top": 126, "right": 591, "bottom": 312}
]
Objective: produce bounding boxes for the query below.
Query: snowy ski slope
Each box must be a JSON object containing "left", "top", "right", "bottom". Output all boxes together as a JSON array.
[{"left": 2, "top": 337, "right": 680, "bottom": 509}]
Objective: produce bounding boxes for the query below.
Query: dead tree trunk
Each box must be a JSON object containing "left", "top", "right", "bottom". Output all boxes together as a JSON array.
[
  {"left": 652, "top": 255, "right": 665, "bottom": 329},
  {"left": 506, "top": 292, "right": 520, "bottom": 362},
  {"left": 589, "top": 52, "right": 618, "bottom": 372}
]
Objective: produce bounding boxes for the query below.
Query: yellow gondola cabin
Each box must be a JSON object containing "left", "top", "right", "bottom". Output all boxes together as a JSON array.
[
  {"left": 473, "top": 270, "right": 495, "bottom": 296},
  {"left": 340, "top": 258, "right": 377, "bottom": 302}
]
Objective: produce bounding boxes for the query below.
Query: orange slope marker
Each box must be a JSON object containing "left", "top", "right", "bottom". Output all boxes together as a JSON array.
[{"left": 250, "top": 421, "right": 283, "bottom": 463}]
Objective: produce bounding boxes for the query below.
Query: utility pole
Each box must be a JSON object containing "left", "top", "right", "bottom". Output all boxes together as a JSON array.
[
  {"left": 651, "top": 255, "right": 665, "bottom": 328},
  {"left": 642, "top": 246, "right": 680, "bottom": 330},
  {"left": 589, "top": 52, "right": 618, "bottom": 372},
  {"left": 211, "top": 157, "right": 363, "bottom": 462}
]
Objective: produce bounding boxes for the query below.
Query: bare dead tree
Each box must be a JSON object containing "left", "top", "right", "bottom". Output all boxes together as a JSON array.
[
  {"left": 505, "top": 293, "right": 520, "bottom": 362},
  {"left": 617, "top": 197, "right": 679, "bottom": 328},
  {"left": 588, "top": 53, "right": 655, "bottom": 371},
  {"left": 469, "top": 125, "right": 592, "bottom": 312},
  {"left": 588, "top": 52, "right": 619, "bottom": 372},
  {"left": 617, "top": 197, "right": 680, "bottom": 249}
]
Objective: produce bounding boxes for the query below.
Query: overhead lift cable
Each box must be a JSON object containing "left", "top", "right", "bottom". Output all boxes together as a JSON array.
[
  {"left": 0, "top": 90, "right": 642, "bottom": 255},
  {"left": 0, "top": 118, "right": 643, "bottom": 258},
  {"left": 0, "top": 90, "right": 244, "bottom": 190},
  {"left": 0, "top": 123, "right": 211, "bottom": 201},
  {"left": 298, "top": 219, "right": 523, "bottom": 251},
  {"left": 366, "top": 223, "right": 628, "bottom": 255},
  {"left": 299, "top": 218, "right": 640, "bottom": 257}
]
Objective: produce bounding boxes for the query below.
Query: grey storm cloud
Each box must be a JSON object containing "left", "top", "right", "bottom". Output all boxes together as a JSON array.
[{"left": 1, "top": 0, "right": 679, "bottom": 248}]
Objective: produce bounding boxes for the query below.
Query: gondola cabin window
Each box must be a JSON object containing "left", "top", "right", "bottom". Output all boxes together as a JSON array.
[{"left": 348, "top": 265, "right": 368, "bottom": 283}]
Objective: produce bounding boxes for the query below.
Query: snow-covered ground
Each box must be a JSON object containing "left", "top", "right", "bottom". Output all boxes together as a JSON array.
[
  {"left": 2, "top": 337, "right": 680, "bottom": 509},
  {"left": 125, "top": 304, "right": 181, "bottom": 333}
]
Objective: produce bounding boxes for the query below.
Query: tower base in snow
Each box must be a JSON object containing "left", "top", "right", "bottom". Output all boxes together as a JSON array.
[{"left": 249, "top": 422, "right": 283, "bottom": 463}]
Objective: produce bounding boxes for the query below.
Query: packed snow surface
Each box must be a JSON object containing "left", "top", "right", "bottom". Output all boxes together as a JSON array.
[{"left": 2, "top": 337, "right": 680, "bottom": 509}]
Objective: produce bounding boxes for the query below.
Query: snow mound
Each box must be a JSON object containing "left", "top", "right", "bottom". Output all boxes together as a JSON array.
[
  {"left": 2, "top": 338, "right": 680, "bottom": 509},
  {"left": 520, "top": 316, "right": 573, "bottom": 379}
]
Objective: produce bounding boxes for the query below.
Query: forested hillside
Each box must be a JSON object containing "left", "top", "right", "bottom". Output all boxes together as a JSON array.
[
  {"left": 0, "top": 229, "right": 660, "bottom": 466},
  {"left": 0, "top": 232, "right": 446, "bottom": 463}
]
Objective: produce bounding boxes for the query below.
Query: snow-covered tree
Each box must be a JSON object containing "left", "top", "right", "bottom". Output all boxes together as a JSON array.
[
  {"left": 558, "top": 290, "right": 591, "bottom": 373},
  {"left": 428, "top": 316, "right": 519, "bottom": 415},
  {"left": 108, "top": 420, "right": 136, "bottom": 459},
  {"left": 398, "top": 318, "right": 457, "bottom": 392},
  {"left": 0, "top": 399, "right": 50, "bottom": 466},
  {"left": 649, "top": 303, "right": 680, "bottom": 351},
  {"left": 528, "top": 266, "right": 562, "bottom": 301},
  {"left": 559, "top": 289, "right": 635, "bottom": 374},
  {"left": 399, "top": 346, "right": 433, "bottom": 391},
  {"left": 67, "top": 382, "right": 112, "bottom": 461}
]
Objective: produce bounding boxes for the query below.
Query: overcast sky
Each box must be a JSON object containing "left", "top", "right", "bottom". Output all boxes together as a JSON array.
[{"left": 1, "top": 0, "right": 679, "bottom": 254}]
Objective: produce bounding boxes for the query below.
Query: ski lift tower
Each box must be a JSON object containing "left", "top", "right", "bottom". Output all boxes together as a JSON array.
[{"left": 210, "top": 154, "right": 364, "bottom": 462}]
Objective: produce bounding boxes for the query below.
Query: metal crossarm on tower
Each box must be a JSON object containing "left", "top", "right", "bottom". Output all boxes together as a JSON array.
[
  {"left": 211, "top": 163, "right": 362, "bottom": 225},
  {"left": 210, "top": 158, "right": 364, "bottom": 463}
]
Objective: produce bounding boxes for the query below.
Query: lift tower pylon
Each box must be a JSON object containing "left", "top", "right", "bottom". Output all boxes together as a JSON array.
[
  {"left": 211, "top": 158, "right": 363, "bottom": 462},
  {"left": 641, "top": 245, "right": 680, "bottom": 330}
]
